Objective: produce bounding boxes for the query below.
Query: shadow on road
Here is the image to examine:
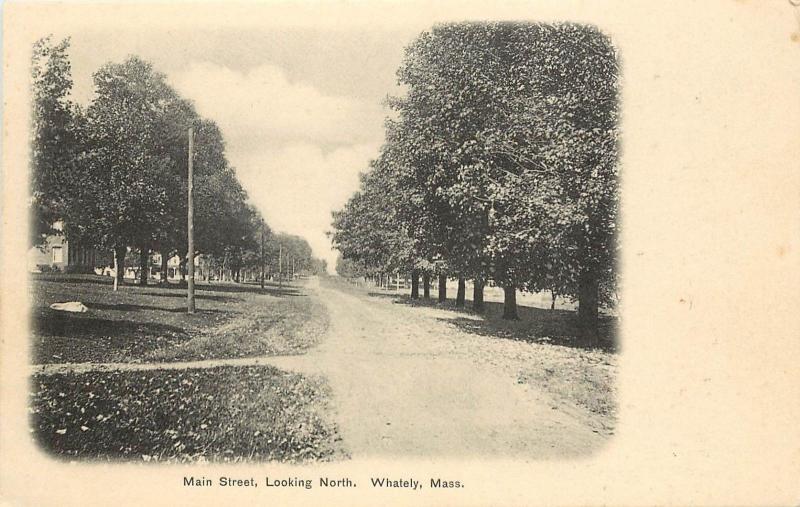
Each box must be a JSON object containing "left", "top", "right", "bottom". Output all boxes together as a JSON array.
[
  {"left": 365, "top": 290, "right": 617, "bottom": 353},
  {"left": 439, "top": 301, "right": 617, "bottom": 353}
]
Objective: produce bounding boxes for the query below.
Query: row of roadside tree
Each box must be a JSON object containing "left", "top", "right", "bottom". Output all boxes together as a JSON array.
[
  {"left": 330, "top": 22, "right": 619, "bottom": 341},
  {"left": 30, "top": 36, "right": 325, "bottom": 285}
]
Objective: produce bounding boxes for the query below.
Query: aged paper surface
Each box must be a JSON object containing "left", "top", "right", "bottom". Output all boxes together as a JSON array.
[{"left": 2, "top": 1, "right": 799, "bottom": 505}]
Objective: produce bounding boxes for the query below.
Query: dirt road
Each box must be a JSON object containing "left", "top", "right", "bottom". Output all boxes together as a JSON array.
[
  {"left": 33, "top": 276, "right": 609, "bottom": 459},
  {"left": 267, "top": 277, "right": 608, "bottom": 459}
]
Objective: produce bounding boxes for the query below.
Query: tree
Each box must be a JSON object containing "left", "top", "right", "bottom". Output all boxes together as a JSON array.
[
  {"left": 335, "top": 255, "right": 367, "bottom": 280},
  {"left": 333, "top": 22, "right": 619, "bottom": 339},
  {"left": 330, "top": 158, "right": 422, "bottom": 293},
  {"left": 28, "top": 47, "right": 296, "bottom": 292},
  {"left": 30, "top": 36, "right": 81, "bottom": 247},
  {"left": 389, "top": 25, "right": 513, "bottom": 315},
  {"left": 391, "top": 22, "right": 619, "bottom": 330},
  {"left": 61, "top": 57, "right": 193, "bottom": 285},
  {"left": 472, "top": 23, "right": 619, "bottom": 334}
]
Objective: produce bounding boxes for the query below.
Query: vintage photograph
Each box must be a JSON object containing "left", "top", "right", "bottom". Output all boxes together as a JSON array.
[{"left": 27, "top": 20, "right": 619, "bottom": 463}]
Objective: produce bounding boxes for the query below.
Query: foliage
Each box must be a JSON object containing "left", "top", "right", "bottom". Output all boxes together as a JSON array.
[
  {"left": 331, "top": 22, "right": 619, "bottom": 332},
  {"left": 30, "top": 36, "right": 81, "bottom": 246},
  {"left": 330, "top": 165, "right": 416, "bottom": 276},
  {"left": 29, "top": 45, "right": 326, "bottom": 278},
  {"left": 31, "top": 366, "right": 343, "bottom": 463},
  {"left": 335, "top": 255, "right": 368, "bottom": 279}
]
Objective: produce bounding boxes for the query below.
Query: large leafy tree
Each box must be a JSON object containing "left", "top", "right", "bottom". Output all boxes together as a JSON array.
[
  {"left": 67, "top": 57, "right": 262, "bottom": 286},
  {"left": 391, "top": 22, "right": 619, "bottom": 331},
  {"left": 65, "top": 57, "right": 192, "bottom": 284},
  {"left": 30, "top": 36, "right": 81, "bottom": 247},
  {"left": 332, "top": 22, "right": 619, "bottom": 340},
  {"left": 330, "top": 164, "right": 417, "bottom": 288},
  {"left": 335, "top": 255, "right": 367, "bottom": 279},
  {"left": 29, "top": 45, "right": 316, "bottom": 291},
  {"left": 474, "top": 23, "right": 619, "bottom": 335}
]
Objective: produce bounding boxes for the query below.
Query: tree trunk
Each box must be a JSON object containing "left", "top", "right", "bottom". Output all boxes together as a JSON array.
[
  {"left": 114, "top": 245, "right": 126, "bottom": 286},
  {"left": 438, "top": 274, "right": 447, "bottom": 303},
  {"left": 578, "top": 266, "right": 600, "bottom": 342},
  {"left": 473, "top": 279, "right": 485, "bottom": 312},
  {"left": 502, "top": 284, "right": 519, "bottom": 320},
  {"left": 410, "top": 269, "right": 420, "bottom": 299},
  {"left": 422, "top": 273, "right": 430, "bottom": 299},
  {"left": 160, "top": 250, "right": 169, "bottom": 284},
  {"left": 456, "top": 276, "right": 466, "bottom": 307},
  {"left": 138, "top": 243, "right": 148, "bottom": 285}
]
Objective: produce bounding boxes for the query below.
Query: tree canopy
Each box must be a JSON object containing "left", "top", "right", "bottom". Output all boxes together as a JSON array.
[
  {"left": 29, "top": 38, "right": 326, "bottom": 283},
  {"left": 330, "top": 22, "right": 619, "bottom": 339}
]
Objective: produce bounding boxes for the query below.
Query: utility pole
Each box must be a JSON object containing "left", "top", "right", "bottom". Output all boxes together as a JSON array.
[
  {"left": 113, "top": 248, "right": 118, "bottom": 292},
  {"left": 278, "top": 243, "right": 283, "bottom": 291},
  {"left": 260, "top": 221, "right": 265, "bottom": 290},
  {"left": 187, "top": 127, "right": 195, "bottom": 314}
]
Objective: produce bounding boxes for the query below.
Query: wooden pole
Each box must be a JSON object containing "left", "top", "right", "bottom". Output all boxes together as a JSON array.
[
  {"left": 278, "top": 243, "right": 283, "bottom": 291},
  {"left": 113, "top": 248, "right": 118, "bottom": 292},
  {"left": 260, "top": 222, "right": 265, "bottom": 290},
  {"left": 187, "top": 127, "right": 195, "bottom": 314}
]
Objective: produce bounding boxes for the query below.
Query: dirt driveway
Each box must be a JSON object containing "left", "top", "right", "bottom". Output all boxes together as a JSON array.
[{"left": 266, "top": 277, "right": 608, "bottom": 459}]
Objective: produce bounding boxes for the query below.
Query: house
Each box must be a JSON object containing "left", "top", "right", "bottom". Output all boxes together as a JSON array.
[
  {"left": 148, "top": 252, "right": 203, "bottom": 282},
  {"left": 27, "top": 221, "right": 98, "bottom": 273}
]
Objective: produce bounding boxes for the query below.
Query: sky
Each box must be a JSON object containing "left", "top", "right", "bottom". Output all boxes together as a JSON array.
[{"left": 63, "top": 26, "right": 423, "bottom": 270}]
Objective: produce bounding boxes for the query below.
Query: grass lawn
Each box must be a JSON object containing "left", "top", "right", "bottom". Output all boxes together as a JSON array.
[
  {"left": 31, "top": 365, "right": 344, "bottom": 463},
  {"left": 30, "top": 274, "right": 329, "bottom": 364},
  {"left": 29, "top": 275, "right": 341, "bottom": 463}
]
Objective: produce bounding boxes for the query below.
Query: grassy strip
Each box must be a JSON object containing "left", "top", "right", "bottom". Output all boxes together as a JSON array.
[
  {"left": 31, "top": 365, "right": 344, "bottom": 463},
  {"left": 31, "top": 275, "right": 328, "bottom": 364},
  {"left": 145, "top": 296, "right": 328, "bottom": 362},
  {"left": 516, "top": 349, "right": 616, "bottom": 430}
]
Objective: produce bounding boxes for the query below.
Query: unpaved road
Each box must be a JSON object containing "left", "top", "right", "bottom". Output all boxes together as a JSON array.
[
  {"left": 34, "top": 276, "right": 609, "bottom": 459},
  {"left": 267, "top": 277, "right": 607, "bottom": 459}
]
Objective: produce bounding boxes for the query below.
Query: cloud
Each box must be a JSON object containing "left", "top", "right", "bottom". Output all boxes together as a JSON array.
[
  {"left": 170, "top": 61, "right": 385, "bottom": 149},
  {"left": 169, "top": 61, "right": 385, "bottom": 268}
]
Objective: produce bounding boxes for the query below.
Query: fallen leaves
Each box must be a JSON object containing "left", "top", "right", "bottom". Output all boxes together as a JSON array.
[{"left": 31, "top": 365, "right": 343, "bottom": 463}]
